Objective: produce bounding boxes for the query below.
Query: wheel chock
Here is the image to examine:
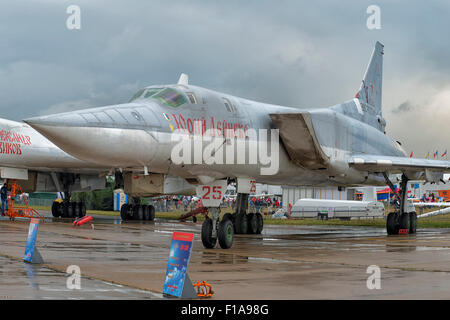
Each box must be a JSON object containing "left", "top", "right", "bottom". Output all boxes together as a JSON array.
[{"left": 193, "top": 280, "right": 214, "bottom": 298}]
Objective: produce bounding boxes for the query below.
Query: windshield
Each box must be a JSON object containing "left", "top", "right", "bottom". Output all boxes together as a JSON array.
[
  {"left": 129, "top": 89, "right": 145, "bottom": 102},
  {"left": 152, "top": 88, "right": 187, "bottom": 107},
  {"left": 143, "top": 87, "right": 163, "bottom": 98}
]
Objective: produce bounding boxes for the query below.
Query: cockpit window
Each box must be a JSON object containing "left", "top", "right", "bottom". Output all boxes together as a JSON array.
[
  {"left": 186, "top": 92, "right": 198, "bottom": 104},
  {"left": 144, "top": 88, "right": 163, "bottom": 98},
  {"left": 129, "top": 89, "right": 145, "bottom": 102},
  {"left": 223, "top": 98, "right": 235, "bottom": 112},
  {"left": 152, "top": 88, "right": 187, "bottom": 107}
]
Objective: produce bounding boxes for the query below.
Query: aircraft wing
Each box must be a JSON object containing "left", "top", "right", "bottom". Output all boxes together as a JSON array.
[{"left": 349, "top": 154, "right": 450, "bottom": 177}]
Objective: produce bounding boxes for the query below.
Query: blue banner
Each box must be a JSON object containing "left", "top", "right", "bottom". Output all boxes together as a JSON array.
[
  {"left": 163, "top": 232, "right": 194, "bottom": 297},
  {"left": 24, "top": 218, "right": 40, "bottom": 263}
]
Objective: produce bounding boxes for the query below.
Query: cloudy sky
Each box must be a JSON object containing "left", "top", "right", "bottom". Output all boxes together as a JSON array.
[{"left": 0, "top": 0, "right": 449, "bottom": 156}]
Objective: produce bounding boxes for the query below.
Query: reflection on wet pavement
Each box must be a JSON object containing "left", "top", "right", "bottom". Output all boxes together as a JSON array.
[
  {"left": 0, "top": 256, "right": 162, "bottom": 299},
  {"left": 2, "top": 212, "right": 450, "bottom": 299}
]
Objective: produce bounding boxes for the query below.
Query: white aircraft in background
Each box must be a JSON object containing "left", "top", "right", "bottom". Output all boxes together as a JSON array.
[{"left": 0, "top": 117, "right": 107, "bottom": 217}]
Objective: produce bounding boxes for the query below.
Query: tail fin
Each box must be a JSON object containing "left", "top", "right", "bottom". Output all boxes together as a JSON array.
[{"left": 355, "top": 41, "right": 384, "bottom": 113}]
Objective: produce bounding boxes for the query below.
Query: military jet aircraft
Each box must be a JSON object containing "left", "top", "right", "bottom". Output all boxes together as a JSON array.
[
  {"left": 25, "top": 41, "right": 450, "bottom": 249},
  {"left": 0, "top": 117, "right": 107, "bottom": 217}
]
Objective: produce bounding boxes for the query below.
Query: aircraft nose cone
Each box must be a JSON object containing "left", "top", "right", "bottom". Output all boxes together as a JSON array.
[
  {"left": 24, "top": 108, "right": 159, "bottom": 167},
  {"left": 25, "top": 112, "right": 87, "bottom": 128},
  {"left": 24, "top": 112, "right": 92, "bottom": 157}
]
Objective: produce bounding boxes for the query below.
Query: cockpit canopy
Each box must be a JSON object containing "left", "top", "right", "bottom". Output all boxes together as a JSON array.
[{"left": 129, "top": 86, "right": 187, "bottom": 108}]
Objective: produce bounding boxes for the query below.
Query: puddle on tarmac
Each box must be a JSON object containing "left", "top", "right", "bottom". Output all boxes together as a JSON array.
[{"left": 0, "top": 256, "right": 162, "bottom": 300}]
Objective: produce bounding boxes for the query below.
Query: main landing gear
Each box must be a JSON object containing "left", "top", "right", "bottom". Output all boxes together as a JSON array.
[
  {"left": 201, "top": 193, "right": 264, "bottom": 249},
  {"left": 120, "top": 198, "right": 155, "bottom": 221},
  {"left": 384, "top": 173, "right": 417, "bottom": 235},
  {"left": 50, "top": 174, "right": 86, "bottom": 219},
  {"left": 51, "top": 200, "right": 86, "bottom": 218}
]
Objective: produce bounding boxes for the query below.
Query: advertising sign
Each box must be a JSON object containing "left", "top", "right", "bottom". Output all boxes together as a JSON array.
[
  {"left": 163, "top": 232, "right": 194, "bottom": 297},
  {"left": 24, "top": 218, "right": 40, "bottom": 263}
]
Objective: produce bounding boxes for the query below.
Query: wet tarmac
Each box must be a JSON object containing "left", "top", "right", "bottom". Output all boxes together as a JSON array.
[{"left": 2, "top": 212, "right": 450, "bottom": 299}]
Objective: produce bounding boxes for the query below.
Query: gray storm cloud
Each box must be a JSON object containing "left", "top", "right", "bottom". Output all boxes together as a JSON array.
[{"left": 0, "top": 0, "right": 449, "bottom": 157}]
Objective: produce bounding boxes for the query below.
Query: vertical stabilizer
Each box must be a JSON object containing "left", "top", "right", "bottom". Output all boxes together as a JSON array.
[{"left": 355, "top": 41, "right": 383, "bottom": 112}]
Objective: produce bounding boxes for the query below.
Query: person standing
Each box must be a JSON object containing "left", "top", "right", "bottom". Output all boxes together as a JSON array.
[
  {"left": 1, "top": 183, "right": 9, "bottom": 216},
  {"left": 183, "top": 196, "right": 189, "bottom": 212}
]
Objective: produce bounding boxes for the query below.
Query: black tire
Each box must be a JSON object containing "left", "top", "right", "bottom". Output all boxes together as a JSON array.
[
  {"left": 234, "top": 213, "right": 248, "bottom": 234},
  {"left": 73, "top": 202, "right": 81, "bottom": 218},
  {"left": 255, "top": 213, "right": 263, "bottom": 234},
  {"left": 148, "top": 205, "right": 155, "bottom": 221},
  {"left": 120, "top": 204, "right": 129, "bottom": 220},
  {"left": 409, "top": 212, "right": 417, "bottom": 234},
  {"left": 386, "top": 212, "right": 399, "bottom": 235},
  {"left": 51, "top": 202, "right": 60, "bottom": 218},
  {"left": 201, "top": 218, "right": 217, "bottom": 249},
  {"left": 247, "top": 213, "right": 258, "bottom": 234},
  {"left": 134, "top": 205, "right": 144, "bottom": 220},
  {"left": 80, "top": 202, "right": 86, "bottom": 217},
  {"left": 222, "top": 213, "right": 233, "bottom": 222},
  {"left": 218, "top": 219, "right": 234, "bottom": 249},
  {"left": 61, "top": 202, "right": 68, "bottom": 218},
  {"left": 67, "top": 203, "right": 74, "bottom": 218},
  {"left": 399, "top": 212, "right": 410, "bottom": 232},
  {"left": 58, "top": 202, "right": 64, "bottom": 217},
  {"left": 142, "top": 205, "right": 150, "bottom": 220}
]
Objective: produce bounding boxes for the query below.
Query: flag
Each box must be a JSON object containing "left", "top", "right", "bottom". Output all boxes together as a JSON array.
[
  {"left": 409, "top": 152, "right": 413, "bottom": 158},
  {"left": 434, "top": 151, "right": 438, "bottom": 158},
  {"left": 442, "top": 149, "right": 448, "bottom": 157},
  {"left": 425, "top": 152, "right": 430, "bottom": 159}
]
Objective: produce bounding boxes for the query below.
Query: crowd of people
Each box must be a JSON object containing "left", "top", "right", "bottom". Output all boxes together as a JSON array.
[
  {"left": 153, "top": 196, "right": 201, "bottom": 213},
  {"left": 152, "top": 194, "right": 282, "bottom": 214},
  {"left": 421, "top": 193, "right": 443, "bottom": 203}
]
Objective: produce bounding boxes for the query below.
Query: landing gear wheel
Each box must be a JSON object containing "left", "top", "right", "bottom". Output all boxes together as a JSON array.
[
  {"left": 247, "top": 213, "right": 258, "bottom": 234},
  {"left": 222, "top": 213, "right": 233, "bottom": 222},
  {"left": 67, "top": 203, "right": 74, "bottom": 218},
  {"left": 409, "top": 212, "right": 417, "bottom": 234},
  {"left": 73, "top": 202, "right": 81, "bottom": 218},
  {"left": 386, "top": 212, "right": 399, "bottom": 235},
  {"left": 61, "top": 203, "right": 68, "bottom": 218},
  {"left": 234, "top": 213, "right": 248, "bottom": 234},
  {"left": 255, "top": 213, "right": 263, "bottom": 234},
  {"left": 218, "top": 218, "right": 234, "bottom": 249},
  {"left": 80, "top": 202, "right": 86, "bottom": 217},
  {"left": 399, "top": 212, "right": 410, "bottom": 232},
  {"left": 201, "top": 218, "right": 217, "bottom": 249},
  {"left": 51, "top": 202, "right": 60, "bottom": 218},
  {"left": 143, "top": 205, "right": 150, "bottom": 220},
  {"left": 134, "top": 205, "right": 144, "bottom": 220},
  {"left": 120, "top": 204, "right": 129, "bottom": 221},
  {"left": 57, "top": 202, "right": 63, "bottom": 217},
  {"left": 148, "top": 205, "right": 155, "bottom": 221}
]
